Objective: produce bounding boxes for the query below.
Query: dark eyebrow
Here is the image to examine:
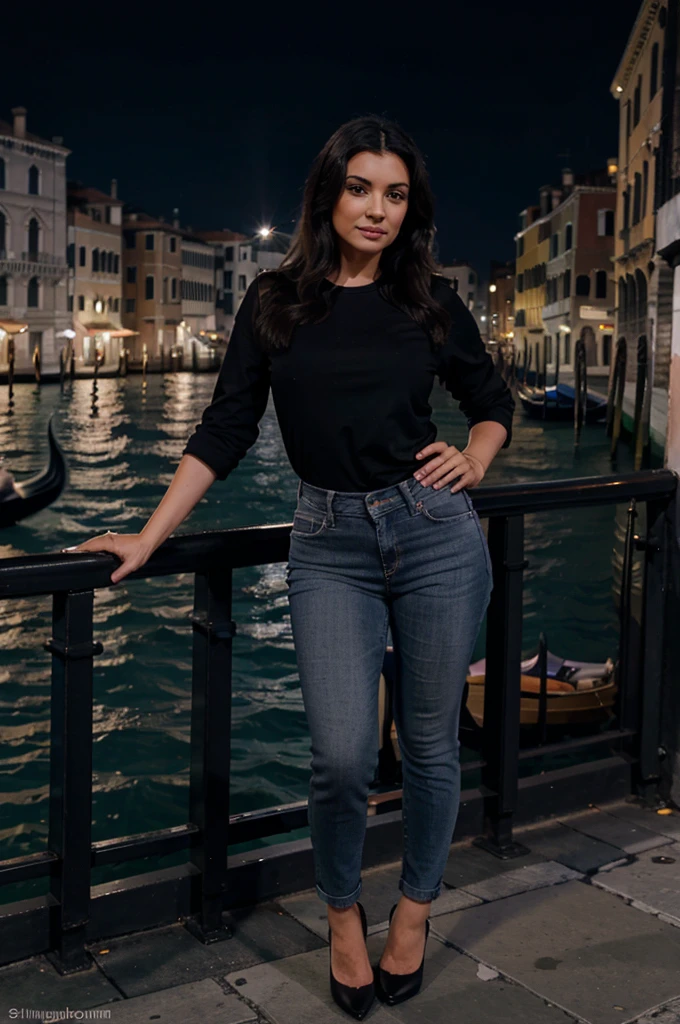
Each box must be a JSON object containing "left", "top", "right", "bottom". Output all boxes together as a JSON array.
[{"left": 346, "top": 174, "right": 410, "bottom": 189}]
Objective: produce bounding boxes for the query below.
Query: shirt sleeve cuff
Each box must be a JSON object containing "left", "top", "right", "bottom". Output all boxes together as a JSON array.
[
  {"left": 182, "top": 435, "right": 235, "bottom": 480},
  {"left": 466, "top": 408, "right": 514, "bottom": 449}
]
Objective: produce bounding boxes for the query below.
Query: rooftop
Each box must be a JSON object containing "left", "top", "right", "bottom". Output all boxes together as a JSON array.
[
  {"left": 0, "top": 107, "right": 70, "bottom": 154},
  {"left": 1, "top": 795, "right": 679, "bottom": 1024}
]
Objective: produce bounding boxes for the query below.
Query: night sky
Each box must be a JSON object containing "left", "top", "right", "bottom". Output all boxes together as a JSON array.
[{"left": 7, "top": 1, "right": 641, "bottom": 274}]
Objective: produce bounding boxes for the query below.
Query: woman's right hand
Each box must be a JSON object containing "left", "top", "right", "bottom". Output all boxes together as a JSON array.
[{"left": 62, "top": 532, "right": 154, "bottom": 584}]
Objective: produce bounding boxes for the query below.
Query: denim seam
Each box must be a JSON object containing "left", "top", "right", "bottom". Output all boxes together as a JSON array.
[
  {"left": 470, "top": 511, "right": 492, "bottom": 580},
  {"left": 416, "top": 502, "right": 474, "bottom": 525}
]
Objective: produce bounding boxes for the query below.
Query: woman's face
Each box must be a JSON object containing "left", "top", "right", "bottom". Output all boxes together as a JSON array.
[{"left": 331, "top": 150, "right": 410, "bottom": 255}]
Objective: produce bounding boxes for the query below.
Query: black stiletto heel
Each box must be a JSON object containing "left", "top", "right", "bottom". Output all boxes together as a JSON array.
[
  {"left": 374, "top": 902, "right": 430, "bottom": 1005},
  {"left": 328, "top": 900, "right": 375, "bottom": 1020}
]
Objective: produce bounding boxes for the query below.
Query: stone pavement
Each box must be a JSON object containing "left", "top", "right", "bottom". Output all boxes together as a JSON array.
[{"left": 1, "top": 796, "right": 680, "bottom": 1024}]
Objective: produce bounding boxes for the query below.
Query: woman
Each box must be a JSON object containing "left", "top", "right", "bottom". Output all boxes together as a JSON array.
[{"left": 66, "top": 115, "right": 514, "bottom": 1019}]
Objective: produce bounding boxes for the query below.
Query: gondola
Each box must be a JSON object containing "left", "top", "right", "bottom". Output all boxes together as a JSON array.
[
  {"left": 0, "top": 415, "right": 68, "bottom": 528},
  {"left": 517, "top": 381, "right": 607, "bottom": 422},
  {"left": 465, "top": 649, "right": 616, "bottom": 727}
]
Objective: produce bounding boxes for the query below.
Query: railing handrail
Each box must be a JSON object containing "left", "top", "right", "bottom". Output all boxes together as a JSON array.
[
  {"left": 0, "top": 465, "right": 675, "bottom": 970},
  {"left": 0, "top": 469, "right": 676, "bottom": 598}
]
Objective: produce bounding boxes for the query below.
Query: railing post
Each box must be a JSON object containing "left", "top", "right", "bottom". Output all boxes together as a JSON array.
[
  {"left": 43, "top": 590, "right": 101, "bottom": 974},
  {"left": 185, "top": 568, "right": 234, "bottom": 943},
  {"left": 474, "top": 515, "right": 530, "bottom": 858},
  {"left": 635, "top": 497, "right": 671, "bottom": 802}
]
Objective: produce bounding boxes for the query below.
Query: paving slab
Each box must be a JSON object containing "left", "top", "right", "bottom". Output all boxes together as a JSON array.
[
  {"left": 430, "top": 879, "right": 680, "bottom": 1024},
  {"left": 225, "top": 927, "right": 577, "bottom": 1024},
  {"left": 88, "top": 904, "right": 324, "bottom": 998},
  {"left": 442, "top": 839, "right": 550, "bottom": 890},
  {"left": 460, "top": 860, "right": 582, "bottom": 902},
  {"left": 596, "top": 800, "right": 680, "bottom": 843},
  {"left": 517, "top": 819, "right": 627, "bottom": 874},
  {"left": 592, "top": 842, "right": 680, "bottom": 927},
  {"left": 559, "top": 807, "right": 673, "bottom": 855},
  {"left": 0, "top": 954, "right": 120, "bottom": 1018},
  {"left": 80, "top": 977, "right": 257, "bottom": 1023}
]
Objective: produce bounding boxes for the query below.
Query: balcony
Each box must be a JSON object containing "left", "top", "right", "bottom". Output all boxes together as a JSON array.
[
  {"left": 543, "top": 297, "right": 570, "bottom": 320},
  {"left": 0, "top": 251, "right": 68, "bottom": 278}
]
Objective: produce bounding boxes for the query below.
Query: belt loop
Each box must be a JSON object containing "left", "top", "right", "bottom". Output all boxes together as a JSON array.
[
  {"left": 296, "top": 478, "right": 302, "bottom": 503},
  {"left": 398, "top": 478, "right": 418, "bottom": 516},
  {"left": 326, "top": 489, "right": 336, "bottom": 528}
]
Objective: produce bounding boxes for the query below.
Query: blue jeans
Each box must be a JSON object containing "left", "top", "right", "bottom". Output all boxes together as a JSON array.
[{"left": 285, "top": 472, "right": 492, "bottom": 908}]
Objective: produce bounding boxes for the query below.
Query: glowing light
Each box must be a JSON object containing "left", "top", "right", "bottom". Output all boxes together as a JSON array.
[
  {"left": 559, "top": 324, "right": 571, "bottom": 333},
  {"left": 94, "top": 300, "right": 104, "bottom": 314},
  {"left": 258, "top": 227, "right": 272, "bottom": 238},
  {"left": 616, "top": 85, "right": 623, "bottom": 93},
  {"left": 489, "top": 284, "right": 497, "bottom": 293}
]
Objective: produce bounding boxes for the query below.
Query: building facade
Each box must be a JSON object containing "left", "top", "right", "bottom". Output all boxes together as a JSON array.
[
  {"left": 67, "top": 183, "right": 124, "bottom": 375},
  {"left": 193, "top": 230, "right": 253, "bottom": 340},
  {"left": 514, "top": 201, "right": 550, "bottom": 380},
  {"left": 437, "top": 261, "right": 488, "bottom": 334},
  {"left": 487, "top": 259, "right": 515, "bottom": 351},
  {"left": 194, "top": 229, "right": 292, "bottom": 340},
  {"left": 0, "top": 107, "right": 70, "bottom": 378},
  {"left": 121, "top": 213, "right": 182, "bottom": 368},
  {"left": 177, "top": 233, "right": 216, "bottom": 365},
  {"left": 610, "top": 0, "right": 672, "bottom": 410},
  {"left": 542, "top": 180, "right": 617, "bottom": 380}
]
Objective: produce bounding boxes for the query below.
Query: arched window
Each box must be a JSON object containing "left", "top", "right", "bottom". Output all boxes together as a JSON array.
[
  {"left": 92, "top": 248, "right": 99, "bottom": 272},
  {"left": 27, "top": 217, "right": 39, "bottom": 259},
  {"left": 27, "top": 276, "right": 39, "bottom": 308},
  {"left": 145, "top": 275, "right": 154, "bottom": 300},
  {"left": 0, "top": 275, "right": 7, "bottom": 306},
  {"left": 107, "top": 251, "right": 114, "bottom": 273},
  {"left": 564, "top": 223, "right": 573, "bottom": 250},
  {"left": 0, "top": 211, "right": 5, "bottom": 254},
  {"left": 575, "top": 274, "right": 590, "bottom": 297},
  {"left": 595, "top": 270, "right": 608, "bottom": 299},
  {"left": 0, "top": 158, "right": 5, "bottom": 190},
  {"left": 28, "top": 165, "right": 39, "bottom": 196}
]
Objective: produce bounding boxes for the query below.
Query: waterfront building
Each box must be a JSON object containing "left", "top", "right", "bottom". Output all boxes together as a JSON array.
[
  {"left": 515, "top": 169, "right": 617, "bottom": 383},
  {"left": 514, "top": 197, "right": 550, "bottom": 380},
  {"left": 437, "top": 261, "right": 487, "bottom": 334},
  {"left": 193, "top": 230, "right": 253, "bottom": 340},
  {"left": 67, "top": 182, "right": 126, "bottom": 376},
  {"left": 610, "top": 0, "right": 672, "bottom": 450},
  {"left": 487, "top": 260, "right": 515, "bottom": 352},
  {"left": 651, "top": 0, "right": 680, "bottom": 461},
  {"left": 194, "top": 228, "right": 292, "bottom": 340},
  {"left": 542, "top": 170, "right": 617, "bottom": 383},
  {"left": 121, "top": 212, "right": 182, "bottom": 369},
  {"left": 0, "top": 107, "right": 70, "bottom": 379},
  {"left": 177, "top": 230, "right": 216, "bottom": 366}
]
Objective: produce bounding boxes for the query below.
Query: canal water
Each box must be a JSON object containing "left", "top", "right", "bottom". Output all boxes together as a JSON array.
[{"left": 0, "top": 375, "right": 645, "bottom": 898}]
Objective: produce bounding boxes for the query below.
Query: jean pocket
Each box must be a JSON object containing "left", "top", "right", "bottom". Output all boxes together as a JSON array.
[
  {"left": 291, "top": 508, "right": 328, "bottom": 538},
  {"left": 415, "top": 485, "right": 474, "bottom": 523}
]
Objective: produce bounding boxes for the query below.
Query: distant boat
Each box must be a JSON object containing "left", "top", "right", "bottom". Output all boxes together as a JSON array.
[
  {"left": 517, "top": 382, "right": 607, "bottom": 422},
  {"left": 0, "top": 415, "right": 68, "bottom": 528}
]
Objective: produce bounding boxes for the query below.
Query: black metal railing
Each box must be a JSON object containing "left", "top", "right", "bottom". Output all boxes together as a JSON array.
[{"left": 0, "top": 468, "right": 676, "bottom": 973}]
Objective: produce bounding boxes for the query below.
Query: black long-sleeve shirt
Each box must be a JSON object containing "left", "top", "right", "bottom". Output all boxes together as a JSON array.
[{"left": 182, "top": 273, "right": 514, "bottom": 492}]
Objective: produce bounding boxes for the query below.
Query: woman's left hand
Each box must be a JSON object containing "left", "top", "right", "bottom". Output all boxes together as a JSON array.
[{"left": 414, "top": 441, "right": 485, "bottom": 492}]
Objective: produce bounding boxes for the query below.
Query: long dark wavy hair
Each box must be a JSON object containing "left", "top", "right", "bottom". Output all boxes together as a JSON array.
[{"left": 254, "top": 114, "right": 452, "bottom": 351}]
